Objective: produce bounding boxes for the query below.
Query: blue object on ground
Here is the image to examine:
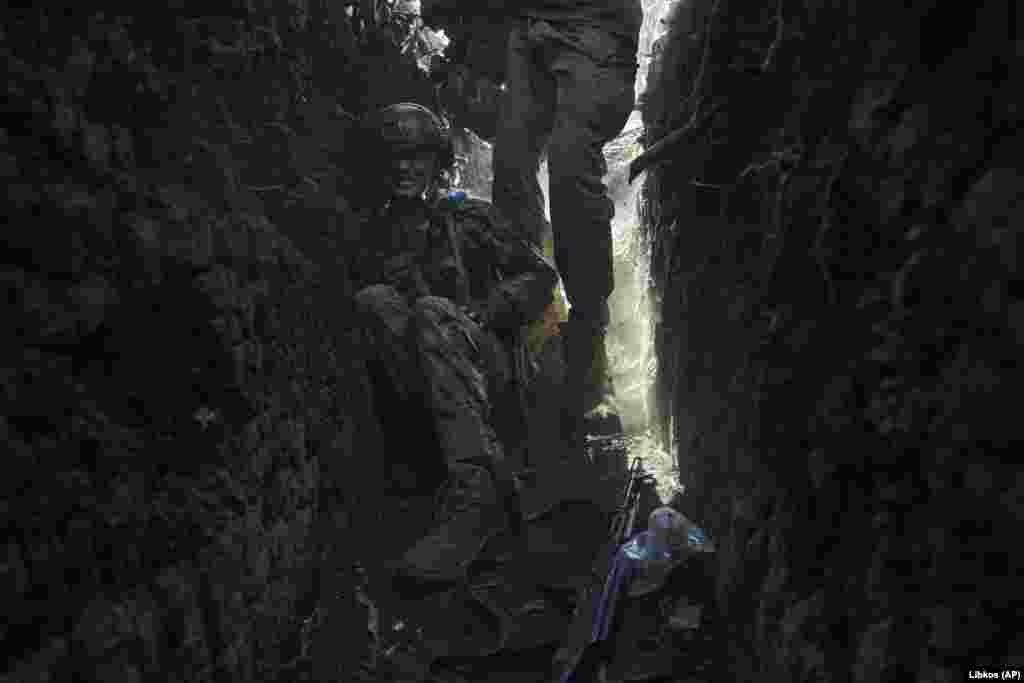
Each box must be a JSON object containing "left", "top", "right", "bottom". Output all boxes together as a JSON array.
[
  {"left": 622, "top": 529, "right": 671, "bottom": 562},
  {"left": 560, "top": 541, "right": 638, "bottom": 683}
]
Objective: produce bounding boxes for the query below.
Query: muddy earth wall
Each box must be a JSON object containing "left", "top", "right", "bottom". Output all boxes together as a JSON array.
[
  {"left": 640, "top": 0, "right": 1021, "bottom": 679},
  {"left": 2, "top": 3, "right": 439, "bottom": 680}
]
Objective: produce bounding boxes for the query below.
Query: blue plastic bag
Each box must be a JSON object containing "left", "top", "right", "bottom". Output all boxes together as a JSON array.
[{"left": 627, "top": 507, "right": 714, "bottom": 597}]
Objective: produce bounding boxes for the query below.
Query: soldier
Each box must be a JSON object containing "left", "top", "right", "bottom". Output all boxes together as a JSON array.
[
  {"left": 350, "top": 102, "right": 558, "bottom": 585},
  {"left": 419, "top": 0, "right": 641, "bottom": 449}
]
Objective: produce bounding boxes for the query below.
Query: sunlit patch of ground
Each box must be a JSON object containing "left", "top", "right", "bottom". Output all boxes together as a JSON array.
[
  {"left": 586, "top": 430, "right": 679, "bottom": 505},
  {"left": 624, "top": 430, "right": 679, "bottom": 504}
]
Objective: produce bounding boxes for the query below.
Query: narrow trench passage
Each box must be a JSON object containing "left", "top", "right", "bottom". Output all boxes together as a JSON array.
[
  {"left": 319, "top": 2, "right": 719, "bottom": 681},
  {"left": 4, "top": 1, "right": 1016, "bottom": 681}
]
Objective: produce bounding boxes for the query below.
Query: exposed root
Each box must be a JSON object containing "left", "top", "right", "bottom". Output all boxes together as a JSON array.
[{"left": 629, "top": 0, "right": 723, "bottom": 183}]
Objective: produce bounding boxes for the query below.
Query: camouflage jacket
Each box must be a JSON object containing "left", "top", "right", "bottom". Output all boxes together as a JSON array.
[{"left": 351, "top": 196, "right": 558, "bottom": 332}]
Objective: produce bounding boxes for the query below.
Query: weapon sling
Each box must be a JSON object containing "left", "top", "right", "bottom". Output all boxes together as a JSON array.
[{"left": 443, "top": 209, "right": 472, "bottom": 308}]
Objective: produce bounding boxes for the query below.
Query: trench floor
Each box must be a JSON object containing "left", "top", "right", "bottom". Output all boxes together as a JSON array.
[{"left": 324, "top": 336, "right": 723, "bottom": 682}]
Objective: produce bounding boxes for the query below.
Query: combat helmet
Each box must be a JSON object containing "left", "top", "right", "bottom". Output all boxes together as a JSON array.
[{"left": 364, "top": 102, "right": 455, "bottom": 169}]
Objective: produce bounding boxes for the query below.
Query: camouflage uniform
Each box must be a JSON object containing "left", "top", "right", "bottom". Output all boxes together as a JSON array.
[{"left": 352, "top": 194, "right": 557, "bottom": 582}]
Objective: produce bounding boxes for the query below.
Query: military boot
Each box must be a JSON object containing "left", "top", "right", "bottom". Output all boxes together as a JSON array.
[
  {"left": 560, "top": 315, "right": 620, "bottom": 450},
  {"left": 395, "top": 462, "right": 517, "bottom": 587}
]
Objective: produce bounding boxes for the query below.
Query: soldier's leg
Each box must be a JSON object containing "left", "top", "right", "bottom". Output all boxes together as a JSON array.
[
  {"left": 413, "top": 297, "right": 500, "bottom": 466},
  {"left": 493, "top": 24, "right": 556, "bottom": 247},
  {"left": 413, "top": 297, "right": 519, "bottom": 505},
  {"left": 396, "top": 296, "right": 522, "bottom": 585},
  {"left": 353, "top": 284, "right": 416, "bottom": 400},
  {"left": 354, "top": 285, "right": 440, "bottom": 489}
]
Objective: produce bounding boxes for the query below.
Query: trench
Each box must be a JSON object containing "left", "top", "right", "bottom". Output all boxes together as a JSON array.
[
  {"left": 320, "top": 2, "right": 721, "bottom": 681},
  {"left": 4, "top": 0, "right": 1018, "bottom": 681}
]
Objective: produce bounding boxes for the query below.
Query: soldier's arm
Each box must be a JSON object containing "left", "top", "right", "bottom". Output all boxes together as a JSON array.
[{"left": 469, "top": 204, "right": 559, "bottom": 332}]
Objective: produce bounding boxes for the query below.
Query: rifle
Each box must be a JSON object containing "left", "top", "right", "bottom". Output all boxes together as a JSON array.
[{"left": 558, "top": 457, "right": 651, "bottom": 683}]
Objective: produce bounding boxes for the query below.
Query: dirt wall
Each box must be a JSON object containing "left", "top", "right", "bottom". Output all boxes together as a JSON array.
[
  {"left": 640, "top": 0, "right": 1022, "bottom": 679},
  {"left": 2, "top": 3, "right": 434, "bottom": 680}
]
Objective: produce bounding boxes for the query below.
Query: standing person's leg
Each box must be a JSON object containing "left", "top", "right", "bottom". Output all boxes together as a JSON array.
[
  {"left": 493, "top": 25, "right": 557, "bottom": 247},
  {"left": 546, "top": 28, "right": 636, "bottom": 323},
  {"left": 545, "top": 26, "right": 636, "bottom": 446}
]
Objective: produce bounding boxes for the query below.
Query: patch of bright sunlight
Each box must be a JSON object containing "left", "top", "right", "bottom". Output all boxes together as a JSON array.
[{"left": 625, "top": 431, "right": 680, "bottom": 504}]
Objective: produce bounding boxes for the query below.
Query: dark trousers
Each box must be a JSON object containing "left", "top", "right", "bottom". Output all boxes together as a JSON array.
[{"left": 493, "top": 19, "right": 636, "bottom": 321}]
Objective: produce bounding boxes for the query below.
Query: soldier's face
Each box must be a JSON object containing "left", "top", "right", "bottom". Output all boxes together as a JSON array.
[{"left": 388, "top": 151, "right": 437, "bottom": 200}]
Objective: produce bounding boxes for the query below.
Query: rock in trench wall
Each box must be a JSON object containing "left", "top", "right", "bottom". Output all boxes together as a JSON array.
[
  {"left": 641, "top": 0, "right": 1022, "bottom": 679},
  {"left": 2, "top": 4, "right": 438, "bottom": 681}
]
